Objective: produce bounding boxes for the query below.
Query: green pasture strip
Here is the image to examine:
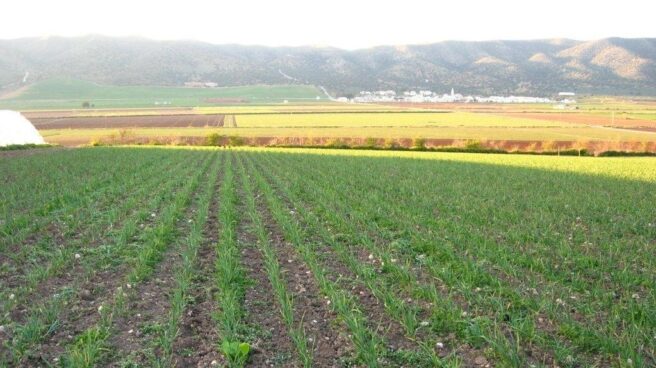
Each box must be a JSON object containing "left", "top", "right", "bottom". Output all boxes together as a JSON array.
[{"left": 1, "top": 79, "right": 322, "bottom": 109}]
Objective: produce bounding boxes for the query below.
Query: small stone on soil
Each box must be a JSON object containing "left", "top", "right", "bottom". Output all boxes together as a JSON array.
[
  {"left": 474, "top": 356, "right": 488, "bottom": 365},
  {"left": 80, "top": 289, "right": 93, "bottom": 300}
]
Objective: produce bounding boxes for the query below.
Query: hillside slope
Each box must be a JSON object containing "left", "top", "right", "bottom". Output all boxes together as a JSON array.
[{"left": 1, "top": 36, "right": 655, "bottom": 95}]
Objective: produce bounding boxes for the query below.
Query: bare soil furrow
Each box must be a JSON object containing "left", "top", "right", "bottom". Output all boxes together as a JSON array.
[
  {"left": 171, "top": 164, "right": 224, "bottom": 367},
  {"left": 11, "top": 154, "right": 214, "bottom": 366},
  {"left": 237, "top": 206, "right": 297, "bottom": 367},
  {"left": 254, "top": 194, "right": 352, "bottom": 367}
]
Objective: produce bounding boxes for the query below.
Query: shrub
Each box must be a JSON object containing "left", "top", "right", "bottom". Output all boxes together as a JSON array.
[
  {"left": 384, "top": 138, "right": 400, "bottom": 149},
  {"left": 597, "top": 151, "right": 656, "bottom": 157},
  {"left": 228, "top": 135, "right": 246, "bottom": 146},
  {"left": 205, "top": 133, "right": 228, "bottom": 146},
  {"left": 325, "top": 138, "right": 349, "bottom": 149},
  {"left": 412, "top": 138, "right": 427, "bottom": 150},
  {"left": 364, "top": 137, "right": 378, "bottom": 149},
  {"left": 464, "top": 140, "right": 484, "bottom": 150}
]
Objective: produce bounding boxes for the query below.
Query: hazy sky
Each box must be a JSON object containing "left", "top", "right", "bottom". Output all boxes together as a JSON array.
[{"left": 2, "top": 0, "right": 654, "bottom": 49}]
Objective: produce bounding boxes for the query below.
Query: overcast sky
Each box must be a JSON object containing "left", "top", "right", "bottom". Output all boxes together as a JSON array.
[{"left": 2, "top": 0, "right": 654, "bottom": 49}]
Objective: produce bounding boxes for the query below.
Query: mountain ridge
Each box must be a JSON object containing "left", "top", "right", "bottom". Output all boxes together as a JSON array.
[{"left": 1, "top": 35, "right": 655, "bottom": 95}]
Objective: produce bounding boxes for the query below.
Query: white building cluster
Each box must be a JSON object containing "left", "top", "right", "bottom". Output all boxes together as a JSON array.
[
  {"left": 184, "top": 81, "right": 219, "bottom": 88},
  {"left": 352, "top": 89, "right": 554, "bottom": 104}
]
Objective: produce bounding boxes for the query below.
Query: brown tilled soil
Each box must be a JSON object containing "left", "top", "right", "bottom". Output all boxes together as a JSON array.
[
  {"left": 1, "top": 157, "right": 184, "bottom": 291},
  {"left": 31, "top": 114, "right": 225, "bottom": 129},
  {"left": 261, "top": 174, "right": 420, "bottom": 356},
  {"left": 15, "top": 197, "right": 169, "bottom": 366},
  {"left": 171, "top": 168, "right": 224, "bottom": 367},
  {"left": 0, "top": 147, "right": 67, "bottom": 158},
  {"left": 235, "top": 195, "right": 297, "bottom": 367},
  {"left": 255, "top": 194, "right": 353, "bottom": 367},
  {"left": 246, "top": 159, "right": 501, "bottom": 367},
  {"left": 106, "top": 190, "right": 202, "bottom": 366},
  {"left": 22, "top": 108, "right": 195, "bottom": 119}
]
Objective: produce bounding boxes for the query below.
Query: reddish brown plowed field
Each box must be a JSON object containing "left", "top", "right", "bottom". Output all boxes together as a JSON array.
[
  {"left": 22, "top": 108, "right": 195, "bottom": 119},
  {"left": 31, "top": 114, "right": 225, "bottom": 129}
]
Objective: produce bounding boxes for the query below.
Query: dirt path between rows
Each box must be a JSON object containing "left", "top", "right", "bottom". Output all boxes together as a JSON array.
[
  {"left": 235, "top": 186, "right": 297, "bottom": 367},
  {"left": 171, "top": 163, "right": 224, "bottom": 367},
  {"left": 254, "top": 189, "right": 352, "bottom": 367}
]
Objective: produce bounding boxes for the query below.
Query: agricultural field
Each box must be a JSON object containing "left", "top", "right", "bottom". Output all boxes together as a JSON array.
[
  {"left": 39, "top": 125, "right": 655, "bottom": 148},
  {"left": 2, "top": 79, "right": 656, "bottom": 151},
  {"left": 30, "top": 114, "right": 226, "bottom": 129},
  {"left": 0, "top": 79, "right": 323, "bottom": 109},
  {"left": 24, "top": 106, "right": 656, "bottom": 148},
  {"left": 1, "top": 147, "right": 655, "bottom": 367}
]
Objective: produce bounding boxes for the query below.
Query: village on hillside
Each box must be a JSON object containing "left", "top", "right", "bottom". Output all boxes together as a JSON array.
[{"left": 348, "top": 89, "right": 574, "bottom": 104}]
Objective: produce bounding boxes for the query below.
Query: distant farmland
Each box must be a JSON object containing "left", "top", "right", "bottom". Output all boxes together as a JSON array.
[
  {"left": 0, "top": 79, "right": 324, "bottom": 109},
  {"left": 31, "top": 114, "right": 226, "bottom": 129},
  {"left": 3, "top": 79, "right": 656, "bottom": 153}
]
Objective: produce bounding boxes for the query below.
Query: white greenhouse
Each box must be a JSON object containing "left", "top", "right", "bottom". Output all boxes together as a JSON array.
[{"left": 0, "top": 110, "right": 45, "bottom": 146}]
